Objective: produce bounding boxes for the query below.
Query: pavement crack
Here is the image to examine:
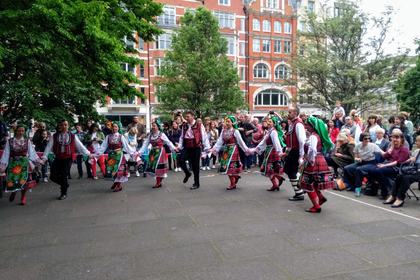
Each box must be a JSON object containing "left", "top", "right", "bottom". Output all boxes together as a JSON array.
[{"left": 210, "top": 241, "right": 227, "bottom": 262}]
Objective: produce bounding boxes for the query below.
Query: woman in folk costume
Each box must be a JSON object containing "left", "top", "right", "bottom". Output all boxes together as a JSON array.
[
  {"left": 138, "top": 119, "right": 176, "bottom": 188},
  {"left": 94, "top": 121, "right": 138, "bottom": 192},
  {"left": 300, "top": 117, "right": 335, "bottom": 213},
  {"left": 209, "top": 116, "right": 252, "bottom": 190},
  {"left": 0, "top": 124, "right": 42, "bottom": 205},
  {"left": 254, "top": 116, "right": 286, "bottom": 191}
]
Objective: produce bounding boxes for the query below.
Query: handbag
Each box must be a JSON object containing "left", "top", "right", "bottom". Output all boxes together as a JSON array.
[
  {"left": 333, "top": 178, "right": 346, "bottom": 191},
  {"left": 399, "top": 162, "right": 420, "bottom": 176}
]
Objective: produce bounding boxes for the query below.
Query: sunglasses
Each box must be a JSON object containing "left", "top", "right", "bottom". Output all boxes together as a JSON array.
[{"left": 363, "top": 137, "right": 371, "bottom": 140}]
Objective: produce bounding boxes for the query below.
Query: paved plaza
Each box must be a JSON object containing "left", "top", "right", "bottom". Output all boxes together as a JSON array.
[{"left": 1, "top": 167, "right": 420, "bottom": 280}]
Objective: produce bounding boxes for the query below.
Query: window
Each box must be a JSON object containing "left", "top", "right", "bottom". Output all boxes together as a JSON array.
[
  {"left": 122, "top": 63, "right": 136, "bottom": 76},
  {"left": 154, "top": 59, "right": 161, "bottom": 75},
  {"left": 253, "top": 38, "right": 260, "bottom": 52},
  {"left": 275, "top": 65, "right": 289, "bottom": 79},
  {"left": 253, "top": 64, "right": 268, "bottom": 79},
  {"left": 254, "top": 90, "right": 288, "bottom": 106},
  {"left": 284, "top": 41, "right": 291, "bottom": 54},
  {"left": 274, "top": 21, "right": 281, "bottom": 33},
  {"left": 266, "top": 0, "right": 278, "bottom": 9},
  {"left": 226, "top": 37, "right": 234, "bottom": 55},
  {"left": 219, "top": 0, "right": 230, "bottom": 5},
  {"left": 299, "top": 46, "right": 305, "bottom": 56},
  {"left": 140, "top": 88, "right": 146, "bottom": 105},
  {"left": 156, "top": 33, "right": 171, "bottom": 50},
  {"left": 112, "top": 96, "right": 136, "bottom": 105},
  {"left": 307, "top": 23, "right": 313, "bottom": 33},
  {"left": 274, "top": 40, "right": 281, "bottom": 53},
  {"left": 140, "top": 63, "right": 144, "bottom": 78},
  {"left": 158, "top": 6, "right": 176, "bottom": 25},
  {"left": 262, "top": 39, "right": 270, "bottom": 53},
  {"left": 253, "top": 18, "right": 260, "bottom": 31},
  {"left": 299, "top": 92, "right": 304, "bottom": 104},
  {"left": 240, "top": 67, "right": 245, "bottom": 80},
  {"left": 214, "top": 12, "right": 234, "bottom": 29},
  {"left": 308, "top": 1, "right": 314, "bottom": 13},
  {"left": 240, "top": 42, "right": 245, "bottom": 56},
  {"left": 299, "top": 22, "right": 305, "bottom": 32},
  {"left": 263, "top": 20, "right": 271, "bottom": 32},
  {"left": 284, "top": 22, "right": 292, "bottom": 34},
  {"left": 124, "top": 36, "right": 135, "bottom": 49},
  {"left": 241, "top": 18, "right": 245, "bottom": 31},
  {"left": 138, "top": 38, "right": 144, "bottom": 51}
]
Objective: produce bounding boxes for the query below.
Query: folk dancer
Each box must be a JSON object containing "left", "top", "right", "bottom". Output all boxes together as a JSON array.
[
  {"left": 94, "top": 121, "right": 138, "bottom": 192},
  {"left": 178, "top": 111, "right": 210, "bottom": 190},
  {"left": 209, "top": 116, "right": 252, "bottom": 190},
  {"left": 254, "top": 116, "right": 286, "bottom": 191},
  {"left": 138, "top": 119, "right": 176, "bottom": 188},
  {"left": 282, "top": 107, "right": 306, "bottom": 201},
  {"left": 299, "top": 117, "right": 335, "bottom": 213},
  {"left": 0, "top": 124, "right": 42, "bottom": 205},
  {"left": 42, "top": 120, "right": 93, "bottom": 200}
]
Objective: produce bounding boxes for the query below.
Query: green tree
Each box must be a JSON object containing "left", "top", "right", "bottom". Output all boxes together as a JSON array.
[
  {"left": 0, "top": 0, "right": 163, "bottom": 127},
  {"left": 153, "top": 6, "right": 247, "bottom": 119},
  {"left": 289, "top": 0, "right": 408, "bottom": 115},
  {"left": 395, "top": 40, "right": 420, "bottom": 125}
]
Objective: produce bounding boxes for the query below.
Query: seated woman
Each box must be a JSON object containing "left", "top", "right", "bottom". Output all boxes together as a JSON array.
[
  {"left": 343, "top": 132, "right": 384, "bottom": 192},
  {"left": 384, "top": 135, "right": 420, "bottom": 207},
  {"left": 368, "top": 131, "right": 410, "bottom": 199},
  {"left": 324, "top": 133, "right": 355, "bottom": 178}
]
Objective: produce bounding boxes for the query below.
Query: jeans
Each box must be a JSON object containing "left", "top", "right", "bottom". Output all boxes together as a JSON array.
[
  {"left": 367, "top": 166, "right": 398, "bottom": 195},
  {"left": 250, "top": 143, "right": 257, "bottom": 164},
  {"left": 238, "top": 146, "right": 252, "bottom": 169},
  {"left": 324, "top": 156, "right": 340, "bottom": 173},
  {"left": 41, "top": 163, "right": 47, "bottom": 178},
  {"left": 76, "top": 155, "right": 84, "bottom": 177},
  {"left": 343, "top": 161, "right": 375, "bottom": 190},
  {"left": 202, "top": 155, "right": 210, "bottom": 167}
]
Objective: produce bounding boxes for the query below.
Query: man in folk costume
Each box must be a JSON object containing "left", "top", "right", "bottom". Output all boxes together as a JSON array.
[
  {"left": 282, "top": 107, "right": 307, "bottom": 201},
  {"left": 177, "top": 111, "right": 210, "bottom": 190},
  {"left": 42, "top": 120, "right": 93, "bottom": 200}
]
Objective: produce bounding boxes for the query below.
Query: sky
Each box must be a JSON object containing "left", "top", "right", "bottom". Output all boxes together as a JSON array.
[{"left": 358, "top": 0, "right": 419, "bottom": 56}]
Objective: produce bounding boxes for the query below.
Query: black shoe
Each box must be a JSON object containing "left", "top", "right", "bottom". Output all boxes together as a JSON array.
[
  {"left": 143, "top": 173, "right": 147, "bottom": 178},
  {"left": 391, "top": 201, "right": 404, "bottom": 208},
  {"left": 278, "top": 177, "right": 286, "bottom": 186},
  {"left": 77, "top": 176, "right": 83, "bottom": 179},
  {"left": 58, "top": 194, "right": 67, "bottom": 200},
  {"left": 319, "top": 197, "right": 328, "bottom": 205},
  {"left": 305, "top": 207, "right": 322, "bottom": 213},
  {"left": 383, "top": 198, "right": 396, "bottom": 205},
  {"left": 153, "top": 184, "right": 162, "bottom": 189},
  {"left": 190, "top": 184, "right": 200, "bottom": 190},
  {"left": 183, "top": 172, "right": 192, "bottom": 184},
  {"left": 289, "top": 195, "right": 304, "bottom": 201},
  {"left": 87, "top": 175, "right": 94, "bottom": 178},
  {"left": 227, "top": 185, "right": 236, "bottom": 190},
  {"left": 113, "top": 187, "right": 123, "bottom": 192},
  {"left": 267, "top": 187, "right": 279, "bottom": 191},
  {"left": 111, "top": 184, "right": 117, "bottom": 190},
  {"left": 68, "top": 176, "right": 72, "bottom": 179},
  {"left": 9, "top": 193, "right": 16, "bottom": 202},
  {"left": 235, "top": 176, "right": 241, "bottom": 184}
]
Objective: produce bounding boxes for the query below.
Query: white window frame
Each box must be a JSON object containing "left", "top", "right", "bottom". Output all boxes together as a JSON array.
[
  {"left": 262, "top": 39, "right": 270, "bottom": 53},
  {"left": 308, "top": 1, "right": 315, "bottom": 13},
  {"left": 240, "top": 42, "right": 245, "bottom": 56},
  {"left": 122, "top": 63, "right": 136, "bottom": 76},
  {"left": 284, "top": 22, "right": 292, "bottom": 34},
  {"left": 138, "top": 38, "right": 144, "bottom": 51},
  {"left": 219, "top": 0, "right": 230, "bottom": 6},
  {"left": 139, "top": 63, "right": 145, "bottom": 78},
  {"left": 240, "top": 67, "right": 245, "bottom": 80},
  {"left": 214, "top": 12, "right": 235, "bottom": 29},
  {"left": 299, "top": 22, "right": 305, "bottom": 32},
  {"left": 266, "top": 0, "right": 279, "bottom": 9},
  {"left": 158, "top": 6, "right": 176, "bottom": 25},
  {"left": 275, "top": 65, "right": 289, "bottom": 79},
  {"left": 154, "top": 59, "right": 161, "bottom": 76},
  {"left": 112, "top": 96, "right": 137, "bottom": 105},
  {"left": 274, "top": 21, "right": 281, "bottom": 33},
  {"left": 284, "top": 41, "right": 291, "bottom": 54},
  {"left": 274, "top": 40, "right": 281, "bottom": 53},
  {"left": 156, "top": 33, "right": 171, "bottom": 50},
  {"left": 263, "top": 19, "right": 271, "bottom": 32},
  {"left": 253, "top": 18, "right": 260, "bottom": 31},
  {"left": 241, "top": 18, "right": 245, "bottom": 31},
  {"left": 254, "top": 90, "right": 288, "bottom": 106},
  {"left": 226, "top": 37, "right": 235, "bottom": 55},
  {"left": 253, "top": 64, "right": 268, "bottom": 79},
  {"left": 124, "top": 36, "right": 136, "bottom": 49},
  {"left": 253, "top": 38, "right": 260, "bottom": 52}
]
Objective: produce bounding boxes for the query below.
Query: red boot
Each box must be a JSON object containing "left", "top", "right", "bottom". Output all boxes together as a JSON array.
[
  {"left": 113, "top": 183, "right": 122, "bottom": 192},
  {"left": 153, "top": 177, "right": 162, "bottom": 188},
  {"left": 305, "top": 191, "right": 321, "bottom": 213},
  {"left": 111, "top": 183, "right": 117, "bottom": 190},
  {"left": 267, "top": 176, "right": 279, "bottom": 191},
  {"left": 276, "top": 175, "right": 285, "bottom": 187},
  {"left": 227, "top": 176, "right": 236, "bottom": 190},
  {"left": 316, "top": 190, "right": 327, "bottom": 205},
  {"left": 20, "top": 190, "right": 27, "bottom": 205}
]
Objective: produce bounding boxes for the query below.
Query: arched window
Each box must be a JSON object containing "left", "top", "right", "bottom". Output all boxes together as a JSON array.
[
  {"left": 274, "top": 21, "right": 281, "bottom": 33},
  {"left": 275, "top": 65, "right": 289, "bottom": 79},
  {"left": 253, "top": 64, "right": 268, "bottom": 78},
  {"left": 284, "top": 22, "right": 292, "bottom": 34},
  {"left": 253, "top": 18, "right": 260, "bottom": 31},
  {"left": 263, "top": 20, "right": 271, "bottom": 32},
  {"left": 254, "top": 90, "right": 288, "bottom": 106}
]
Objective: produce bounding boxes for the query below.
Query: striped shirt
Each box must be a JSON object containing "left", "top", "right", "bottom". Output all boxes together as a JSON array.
[{"left": 353, "top": 143, "right": 383, "bottom": 162}]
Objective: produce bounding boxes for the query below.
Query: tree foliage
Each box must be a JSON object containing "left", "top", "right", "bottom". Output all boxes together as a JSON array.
[
  {"left": 395, "top": 40, "right": 420, "bottom": 125},
  {"left": 0, "top": 0, "right": 163, "bottom": 127},
  {"left": 153, "top": 6, "right": 247, "bottom": 119},
  {"left": 289, "top": 0, "right": 408, "bottom": 115}
]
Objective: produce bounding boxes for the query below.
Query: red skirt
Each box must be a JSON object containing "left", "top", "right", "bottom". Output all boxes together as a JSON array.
[
  {"left": 299, "top": 154, "right": 335, "bottom": 191},
  {"left": 225, "top": 146, "right": 242, "bottom": 175},
  {"left": 260, "top": 147, "right": 284, "bottom": 176},
  {"left": 115, "top": 155, "right": 128, "bottom": 180}
]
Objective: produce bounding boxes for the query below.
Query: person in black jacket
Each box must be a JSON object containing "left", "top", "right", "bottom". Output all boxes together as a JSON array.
[
  {"left": 34, "top": 129, "right": 50, "bottom": 182},
  {"left": 167, "top": 122, "right": 182, "bottom": 172},
  {"left": 238, "top": 114, "right": 258, "bottom": 171}
]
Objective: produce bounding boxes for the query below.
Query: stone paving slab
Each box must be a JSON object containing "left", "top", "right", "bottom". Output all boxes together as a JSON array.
[{"left": 1, "top": 166, "right": 420, "bottom": 279}]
